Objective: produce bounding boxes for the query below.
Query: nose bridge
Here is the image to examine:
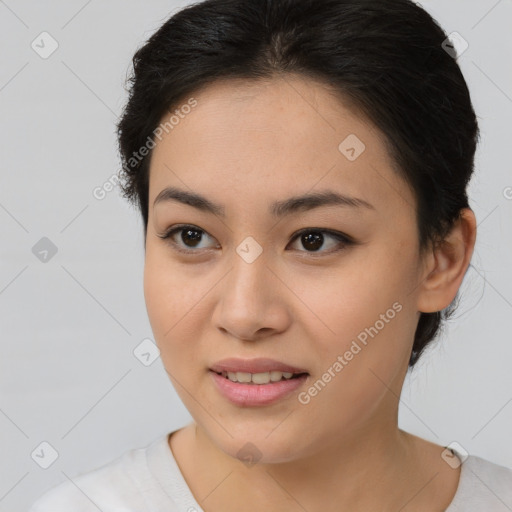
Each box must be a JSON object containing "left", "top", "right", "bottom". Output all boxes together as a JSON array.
[
  {"left": 212, "top": 235, "right": 289, "bottom": 339},
  {"left": 227, "top": 236, "right": 272, "bottom": 305}
]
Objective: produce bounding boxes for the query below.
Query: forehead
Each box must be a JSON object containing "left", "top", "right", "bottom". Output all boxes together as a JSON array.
[{"left": 148, "top": 76, "right": 415, "bottom": 219}]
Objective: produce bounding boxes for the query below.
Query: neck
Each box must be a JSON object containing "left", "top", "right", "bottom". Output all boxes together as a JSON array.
[{"left": 186, "top": 414, "right": 425, "bottom": 511}]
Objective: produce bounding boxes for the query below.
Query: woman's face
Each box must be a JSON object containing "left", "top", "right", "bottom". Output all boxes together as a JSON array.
[{"left": 144, "top": 75, "right": 428, "bottom": 463}]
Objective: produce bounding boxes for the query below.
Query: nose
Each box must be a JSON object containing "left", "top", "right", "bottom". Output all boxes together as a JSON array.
[{"left": 211, "top": 247, "right": 292, "bottom": 341}]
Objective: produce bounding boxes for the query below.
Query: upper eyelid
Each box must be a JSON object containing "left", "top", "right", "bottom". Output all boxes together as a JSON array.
[
  {"left": 161, "top": 224, "right": 348, "bottom": 239},
  {"left": 160, "top": 224, "right": 351, "bottom": 250},
  {"left": 158, "top": 224, "right": 218, "bottom": 251}
]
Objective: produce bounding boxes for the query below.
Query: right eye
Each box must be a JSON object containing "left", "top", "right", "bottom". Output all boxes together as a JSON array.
[{"left": 157, "top": 224, "right": 219, "bottom": 254}]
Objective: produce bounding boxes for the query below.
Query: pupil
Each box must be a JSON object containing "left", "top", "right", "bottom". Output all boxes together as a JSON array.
[
  {"left": 180, "top": 230, "right": 324, "bottom": 251},
  {"left": 302, "top": 232, "right": 323, "bottom": 251},
  {"left": 182, "top": 228, "right": 202, "bottom": 247}
]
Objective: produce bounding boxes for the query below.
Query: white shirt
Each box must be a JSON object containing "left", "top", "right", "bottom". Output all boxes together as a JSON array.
[{"left": 29, "top": 431, "right": 512, "bottom": 511}]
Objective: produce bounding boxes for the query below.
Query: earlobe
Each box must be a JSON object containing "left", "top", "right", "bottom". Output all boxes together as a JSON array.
[{"left": 416, "top": 208, "right": 477, "bottom": 313}]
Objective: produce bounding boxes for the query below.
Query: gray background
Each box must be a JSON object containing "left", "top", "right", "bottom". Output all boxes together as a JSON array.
[{"left": 0, "top": 1, "right": 511, "bottom": 511}]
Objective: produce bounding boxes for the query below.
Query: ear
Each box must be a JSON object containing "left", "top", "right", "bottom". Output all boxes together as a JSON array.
[{"left": 416, "top": 208, "right": 477, "bottom": 313}]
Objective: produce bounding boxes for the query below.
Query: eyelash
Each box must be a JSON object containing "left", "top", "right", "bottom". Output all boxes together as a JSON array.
[{"left": 157, "top": 224, "right": 354, "bottom": 257}]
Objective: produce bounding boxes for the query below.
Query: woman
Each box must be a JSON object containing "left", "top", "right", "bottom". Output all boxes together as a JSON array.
[{"left": 30, "top": 0, "right": 512, "bottom": 510}]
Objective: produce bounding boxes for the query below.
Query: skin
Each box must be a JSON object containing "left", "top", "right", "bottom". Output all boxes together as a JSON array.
[{"left": 143, "top": 74, "right": 477, "bottom": 512}]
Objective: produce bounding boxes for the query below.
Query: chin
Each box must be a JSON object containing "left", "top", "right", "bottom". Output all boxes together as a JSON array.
[{"left": 207, "top": 426, "right": 303, "bottom": 465}]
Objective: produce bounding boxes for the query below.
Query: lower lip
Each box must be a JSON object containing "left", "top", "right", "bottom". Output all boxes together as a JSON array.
[{"left": 209, "top": 370, "right": 309, "bottom": 406}]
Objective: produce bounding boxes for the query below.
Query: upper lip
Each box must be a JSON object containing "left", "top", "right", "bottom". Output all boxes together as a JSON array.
[{"left": 210, "top": 357, "right": 309, "bottom": 375}]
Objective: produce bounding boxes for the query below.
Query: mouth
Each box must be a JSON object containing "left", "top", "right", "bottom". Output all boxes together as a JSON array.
[
  {"left": 211, "top": 369, "right": 309, "bottom": 385},
  {"left": 209, "top": 357, "right": 309, "bottom": 377},
  {"left": 208, "top": 357, "right": 310, "bottom": 406},
  {"left": 209, "top": 370, "right": 309, "bottom": 406}
]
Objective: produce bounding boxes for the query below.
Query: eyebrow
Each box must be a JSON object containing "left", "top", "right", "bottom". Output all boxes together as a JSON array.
[{"left": 153, "top": 186, "right": 375, "bottom": 218}]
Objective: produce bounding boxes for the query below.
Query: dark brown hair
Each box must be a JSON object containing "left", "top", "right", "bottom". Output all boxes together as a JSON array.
[{"left": 116, "top": 0, "right": 479, "bottom": 367}]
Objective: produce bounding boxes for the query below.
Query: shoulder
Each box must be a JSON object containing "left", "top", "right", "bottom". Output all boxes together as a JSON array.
[
  {"left": 448, "top": 454, "right": 512, "bottom": 511},
  {"left": 28, "top": 442, "right": 153, "bottom": 512}
]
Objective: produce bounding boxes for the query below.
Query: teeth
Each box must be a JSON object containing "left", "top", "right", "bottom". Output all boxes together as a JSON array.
[{"left": 222, "top": 370, "right": 297, "bottom": 384}]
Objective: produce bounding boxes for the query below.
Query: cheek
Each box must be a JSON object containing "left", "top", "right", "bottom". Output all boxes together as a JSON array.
[
  {"left": 294, "top": 273, "right": 413, "bottom": 436},
  {"left": 144, "top": 253, "right": 174, "bottom": 330},
  {"left": 144, "top": 245, "right": 200, "bottom": 320},
  {"left": 143, "top": 247, "right": 216, "bottom": 365},
  {"left": 290, "top": 252, "right": 418, "bottom": 399},
  {"left": 294, "top": 252, "right": 410, "bottom": 335},
  {"left": 143, "top": 250, "right": 191, "bottom": 344}
]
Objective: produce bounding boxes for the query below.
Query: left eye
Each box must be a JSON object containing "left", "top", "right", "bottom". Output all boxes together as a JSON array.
[
  {"left": 158, "top": 224, "right": 352, "bottom": 255},
  {"left": 289, "top": 228, "right": 352, "bottom": 254}
]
